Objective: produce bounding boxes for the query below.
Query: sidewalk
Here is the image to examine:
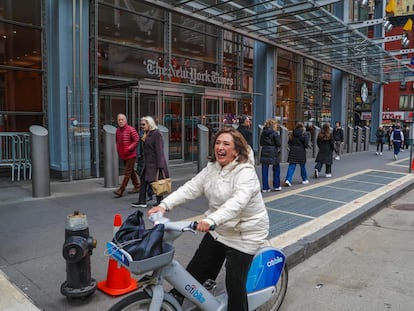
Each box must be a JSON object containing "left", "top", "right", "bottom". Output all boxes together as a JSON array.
[{"left": 1, "top": 146, "right": 414, "bottom": 310}]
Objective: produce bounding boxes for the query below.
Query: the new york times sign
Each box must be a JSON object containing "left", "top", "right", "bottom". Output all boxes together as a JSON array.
[{"left": 145, "top": 59, "right": 234, "bottom": 87}]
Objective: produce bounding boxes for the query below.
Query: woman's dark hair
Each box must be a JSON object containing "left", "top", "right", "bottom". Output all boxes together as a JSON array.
[
  {"left": 318, "top": 123, "right": 332, "bottom": 140},
  {"left": 209, "top": 127, "right": 250, "bottom": 163}
]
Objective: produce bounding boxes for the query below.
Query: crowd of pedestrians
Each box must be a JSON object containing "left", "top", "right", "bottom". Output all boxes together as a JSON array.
[{"left": 112, "top": 113, "right": 411, "bottom": 199}]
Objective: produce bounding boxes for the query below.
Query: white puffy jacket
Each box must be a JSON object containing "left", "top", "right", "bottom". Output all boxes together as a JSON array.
[{"left": 160, "top": 159, "right": 269, "bottom": 255}]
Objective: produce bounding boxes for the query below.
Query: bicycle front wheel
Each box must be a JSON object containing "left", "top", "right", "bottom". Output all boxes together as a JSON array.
[
  {"left": 108, "top": 291, "right": 179, "bottom": 311},
  {"left": 256, "top": 265, "right": 288, "bottom": 311}
]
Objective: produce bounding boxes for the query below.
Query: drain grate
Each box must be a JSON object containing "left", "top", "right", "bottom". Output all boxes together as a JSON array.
[{"left": 389, "top": 204, "right": 414, "bottom": 211}]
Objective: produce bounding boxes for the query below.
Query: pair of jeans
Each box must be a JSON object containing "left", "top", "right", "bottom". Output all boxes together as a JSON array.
[
  {"left": 261, "top": 163, "right": 280, "bottom": 190},
  {"left": 393, "top": 142, "right": 402, "bottom": 155},
  {"left": 186, "top": 233, "right": 253, "bottom": 311},
  {"left": 376, "top": 142, "right": 383, "bottom": 152},
  {"left": 285, "top": 163, "right": 308, "bottom": 183},
  {"left": 314, "top": 162, "right": 331, "bottom": 174}
]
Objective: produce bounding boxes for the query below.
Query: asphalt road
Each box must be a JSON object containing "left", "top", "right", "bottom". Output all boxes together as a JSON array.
[{"left": 279, "top": 188, "right": 414, "bottom": 311}]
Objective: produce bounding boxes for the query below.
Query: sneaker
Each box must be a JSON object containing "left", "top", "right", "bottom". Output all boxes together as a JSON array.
[
  {"left": 380, "top": 152, "right": 382, "bottom": 155},
  {"left": 273, "top": 187, "right": 282, "bottom": 191},
  {"left": 131, "top": 202, "right": 147, "bottom": 208},
  {"left": 262, "top": 189, "right": 271, "bottom": 193},
  {"left": 314, "top": 169, "right": 318, "bottom": 179},
  {"left": 302, "top": 180, "right": 309, "bottom": 185},
  {"left": 325, "top": 174, "right": 332, "bottom": 178},
  {"left": 284, "top": 180, "right": 292, "bottom": 187},
  {"left": 335, "top": 156, "right": 340, "bottom": 160},
  {"left": 375, "top": 152, "right": 379, "bottom": 155},
  {"left": 394, "top": 154, "right": 397, "bottom": 160}
]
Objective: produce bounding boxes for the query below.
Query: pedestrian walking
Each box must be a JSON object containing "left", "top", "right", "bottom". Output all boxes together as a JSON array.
[
  {"left": 333, "top": 121, "right": 344, "bottom": 160},
  {"left": 136, "top": 124, "right": 154, "bottom": 202},
  {"left": 237, "top": 115, "right": 253, "bottom": 148},
  {"left": 313, "top": 123, "right": 334, "bottom": 178},
  {"left": 391, "top": 123, "right": 404, "bottom": 160},
  {"left": 131, "top": 116, "right": 169, "bottom": 208},
  {"left": 113, "top": 113, "right": 140, "bottom": 197},
  {"left": 375, "top": 125, "right": 385, "bottom": 155},
  {"left": 386, "top": 126, "right": 393, "bottom": 150},
  {"left": 284, "top": 122, "right": 310, "bottom": 186},
  {"left": 402, "top": 126, "right": 409, "bottom": 151},
  {"left": 259, "top": 119, "right": 282, "bottom": 192}
]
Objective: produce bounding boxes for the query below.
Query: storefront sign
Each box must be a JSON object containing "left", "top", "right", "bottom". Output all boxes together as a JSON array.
[
  {"left": 382, "top": 111, "right": 404, "bottom": 120},
  {"left": 145, "top": 59, "right": 234, "bottom": 87}
]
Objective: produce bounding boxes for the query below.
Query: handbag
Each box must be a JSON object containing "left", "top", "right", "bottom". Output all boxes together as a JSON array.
[
  {"left": 112, "top": 210, "right": 164, "bottom": 260},
  {"left": 150, "top": 169, "right": 172, "bottom": 196}
]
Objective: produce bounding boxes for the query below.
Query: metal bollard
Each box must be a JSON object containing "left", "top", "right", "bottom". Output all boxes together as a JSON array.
[
  {"left": 280, "top": 125, "right": 288, "bottom": 163},
  {"left": 29, "top": 125, "right": 50, "bottom": 197},
  {"left": 103, "top": 125, "right": 118, "bottom": 188},
  {"left": 197, "top": 124, "right": 209, "bottom": 172},
  {"left": 347, "top": 126, "right": 354, "bottom": 153}
]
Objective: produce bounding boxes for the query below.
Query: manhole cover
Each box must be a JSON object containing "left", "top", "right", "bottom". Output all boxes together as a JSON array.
[{"left": 389, "top": 204, "right": 414, "bottom": 211}]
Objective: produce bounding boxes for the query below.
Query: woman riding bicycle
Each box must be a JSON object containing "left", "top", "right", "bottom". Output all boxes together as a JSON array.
[{"left": 148, "top": 127, "right": 269, "bottom": 311}]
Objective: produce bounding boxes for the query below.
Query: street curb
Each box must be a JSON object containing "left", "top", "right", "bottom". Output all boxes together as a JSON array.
[{"left": 283, "top": 177, "right": 414, "bottom": 269}]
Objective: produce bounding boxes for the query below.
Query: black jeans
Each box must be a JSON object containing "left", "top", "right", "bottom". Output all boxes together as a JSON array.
[{"left": 186, "top": 233, "right": 253, "bottom": 311}]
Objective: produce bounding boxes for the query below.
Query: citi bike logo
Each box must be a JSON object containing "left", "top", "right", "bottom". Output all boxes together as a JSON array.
[
  {"left": 267, "top": 256, "right": 283, "bottom": 267},
  {"left": 185, "top": 284, "right": 206, "bottom": 303}
]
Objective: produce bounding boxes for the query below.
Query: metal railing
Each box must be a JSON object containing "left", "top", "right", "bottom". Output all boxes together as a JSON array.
[{"left": 0, "top": 132, "right": 32, "bottom": 181}]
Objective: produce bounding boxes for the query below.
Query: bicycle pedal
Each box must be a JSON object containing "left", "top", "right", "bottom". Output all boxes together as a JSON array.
[{"left": 203, "top": 279, "right": 216, "bottom": 290}]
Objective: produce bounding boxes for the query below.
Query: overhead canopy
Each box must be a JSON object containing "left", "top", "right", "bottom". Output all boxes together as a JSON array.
[{"left": 145, "top": 0, "right": 413, "bottom": 84}]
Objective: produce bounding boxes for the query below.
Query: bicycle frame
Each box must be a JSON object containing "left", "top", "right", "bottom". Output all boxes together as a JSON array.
[{"left": 107, "top": 217, "right": 286, "bottom": 311}]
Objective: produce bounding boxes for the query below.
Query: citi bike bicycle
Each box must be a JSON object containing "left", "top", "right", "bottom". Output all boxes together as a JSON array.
[{"left": 107, "top": 212, "right": 288, "bottom": 311}]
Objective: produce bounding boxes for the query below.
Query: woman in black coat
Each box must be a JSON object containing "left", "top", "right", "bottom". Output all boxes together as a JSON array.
[
  {"left": 260, "top": 119, "right": 281, "bottom": 192},
  {"left": 131, "top": 116, "right": 169, "bottom": 208},
  {"left": 314, "top": 123, "right": 334, "bottom": 178},
  {"left": 284, "top": 122, "right": 310, "bottom": 186}
]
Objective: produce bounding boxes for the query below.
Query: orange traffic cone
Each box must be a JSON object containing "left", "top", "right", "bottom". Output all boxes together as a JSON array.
[{"left": 97, "top": 214, "right": 137, "bottom": 296}]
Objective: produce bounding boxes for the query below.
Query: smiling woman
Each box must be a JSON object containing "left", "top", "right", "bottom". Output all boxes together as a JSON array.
[{"left": 148, "top": 126, "right": 269, "bottom": 311}]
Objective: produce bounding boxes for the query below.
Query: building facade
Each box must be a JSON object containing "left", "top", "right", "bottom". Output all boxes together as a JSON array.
[{"left": 0, "top": 0, "right": 394, "bottom": 179}]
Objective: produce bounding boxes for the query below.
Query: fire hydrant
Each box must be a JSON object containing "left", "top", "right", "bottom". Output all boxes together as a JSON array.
[{"left": 61, "top": 211, "right": 97, "bottom": 300}]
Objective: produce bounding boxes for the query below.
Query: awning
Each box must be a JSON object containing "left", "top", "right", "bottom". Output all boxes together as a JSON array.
[{"left": 145, "top": 0, "right": 413, "bottom": 84}]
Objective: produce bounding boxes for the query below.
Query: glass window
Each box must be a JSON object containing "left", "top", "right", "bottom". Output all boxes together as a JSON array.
[
  {"left": 0, "top": 23, "right": 41, "bottom": 69},
  {"left": 172, "top": 17, "right": 217, "bottom": 63},
  {"left": 0, "top": 0, "right": 42, "bottom": 26},
  {"left": 98, "top": 4, "right": 163, "bottom": 52}
]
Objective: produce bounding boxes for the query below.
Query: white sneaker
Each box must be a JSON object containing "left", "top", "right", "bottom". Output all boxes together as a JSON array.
[
  {"left": 302, "top": 180, "right": 309, "bottom": 185},
  {"left": 273, "top": 187, "right": 282, "bottom": 191},
  {"left": 335, "top": 156, "right": 340, "bottom": 160},
  {"left": 394, "top": 154, "right": 397, "bottom": 160},
  {"left": 262, "top": 189, "right": 271, "bottom": 193},
  {"left": 325, "top": 174, "right": 332, "bottom": 178},
  {"left": 380, "top": 152, "right": 382, "bottom": 155},
  {"left": 284, "top": 180, "right": 292, "bottom": 187},
  {"left": 375, "top": 152, "right": 379, "bottom": 155}
]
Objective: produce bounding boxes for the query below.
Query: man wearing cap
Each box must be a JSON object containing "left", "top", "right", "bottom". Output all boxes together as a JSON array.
[{"left": 238, "top": 115, "right": 253, "bottom": 148}]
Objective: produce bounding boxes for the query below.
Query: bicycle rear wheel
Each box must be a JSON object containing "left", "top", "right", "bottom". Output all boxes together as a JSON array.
[
  {"left": 256, "top": 265, "right": 288, "bottom": 311},
  {"left": 108, "top": 291, "right": 179, "bottom": 311}
]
